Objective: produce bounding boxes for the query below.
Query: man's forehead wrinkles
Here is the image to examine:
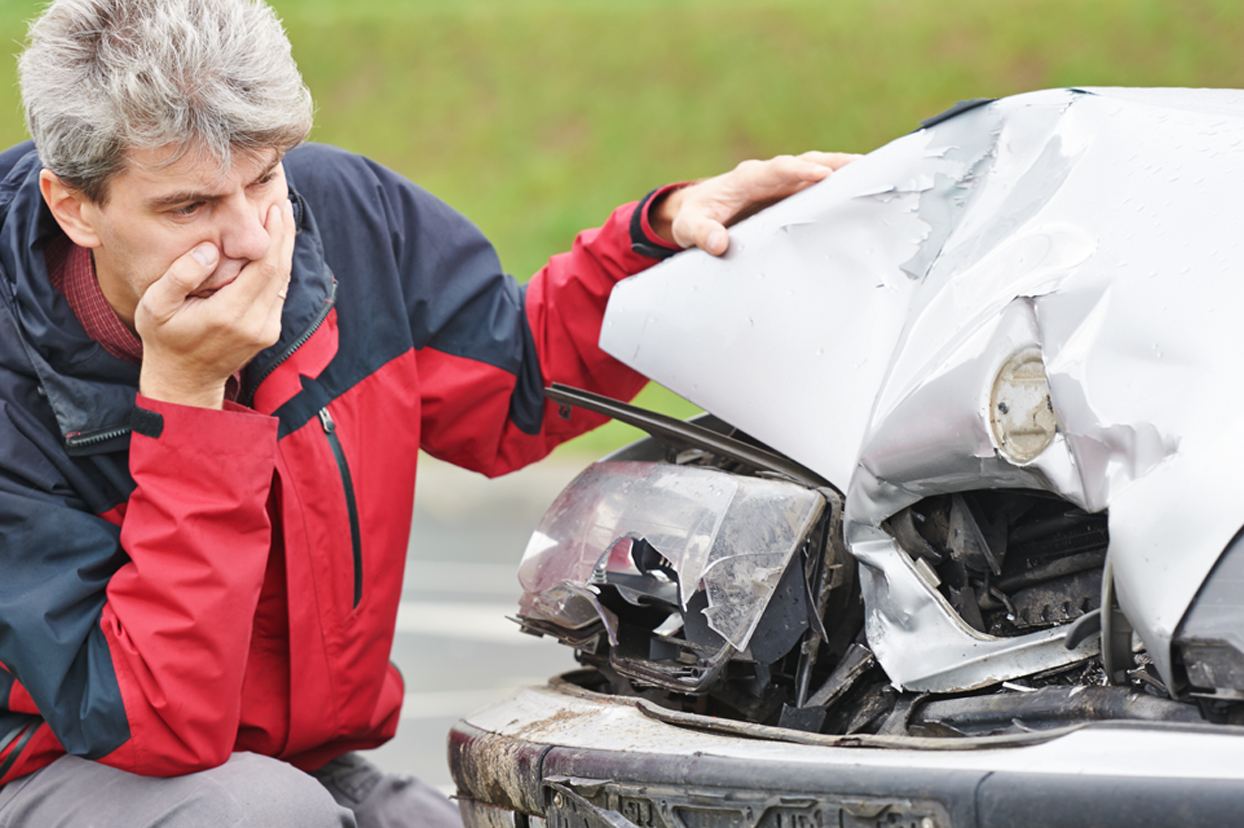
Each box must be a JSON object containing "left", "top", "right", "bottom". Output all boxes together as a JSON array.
[
  {"left": 136, "top": 153, "right": 283, "bottom": 210},
  {"left": 143, "top": 188, "right": 221, "bottom": 209}
]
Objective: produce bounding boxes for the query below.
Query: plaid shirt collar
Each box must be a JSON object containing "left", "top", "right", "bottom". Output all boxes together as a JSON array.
[
  {"left": 44, "top": 234, "right": 241, "bottom": 401},
  {"left": 44, "top": 234, "right": 143, "bottom": 364}
]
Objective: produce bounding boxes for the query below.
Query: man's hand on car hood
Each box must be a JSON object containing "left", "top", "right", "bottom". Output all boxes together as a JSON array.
[{"left": 651, "top": 151, "right": 859, "bottom": 256}]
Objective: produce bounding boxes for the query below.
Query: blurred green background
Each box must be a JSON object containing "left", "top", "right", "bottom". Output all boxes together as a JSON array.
[{"left": 0, "top": 0, "right": 1240, "bottom": 456}]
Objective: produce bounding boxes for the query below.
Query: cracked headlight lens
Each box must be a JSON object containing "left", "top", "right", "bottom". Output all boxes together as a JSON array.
[{"left": 1175, "top": 530, "right": 1244, "bottom": 700}]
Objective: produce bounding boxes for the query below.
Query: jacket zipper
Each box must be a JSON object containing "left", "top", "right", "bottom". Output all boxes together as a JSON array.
[
  {"left": 318, "top": 407, "right": 363, "bottom": 608},
  {"left": 64, "top": 283, "right": 337, "bottom": 450},
  {"left": 239, "top": 279, "right": 337, "bottom": 408},
  {"left": 64, "top": 424, "right": 131, "bottom": 451}
]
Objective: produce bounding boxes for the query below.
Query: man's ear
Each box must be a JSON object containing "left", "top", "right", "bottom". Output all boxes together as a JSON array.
[{"left": 39, "top": 169, "right": 102, "bottom": 249}]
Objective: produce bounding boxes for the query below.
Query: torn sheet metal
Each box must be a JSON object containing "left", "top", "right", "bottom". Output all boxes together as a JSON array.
[
  {"left": 517, "top": 461, "right": 824, "bottom": 652},
  {"left": 600, "top": 88, "right": 1244, "bottom": 691}
]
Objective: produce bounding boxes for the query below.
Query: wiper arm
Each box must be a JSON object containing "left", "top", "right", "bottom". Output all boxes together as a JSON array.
[{"left": 545, "top": 384, "right": 830, "bottom": 490}]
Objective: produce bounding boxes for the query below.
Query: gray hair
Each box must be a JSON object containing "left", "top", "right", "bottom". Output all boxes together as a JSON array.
[{"left": 18, "top": 0, "right": 314, "bottom": 203}]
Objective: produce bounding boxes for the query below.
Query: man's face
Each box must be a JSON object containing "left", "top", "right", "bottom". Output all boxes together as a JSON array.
[{"left": 76, "top": 146, "right": 290, "bottom": 328}]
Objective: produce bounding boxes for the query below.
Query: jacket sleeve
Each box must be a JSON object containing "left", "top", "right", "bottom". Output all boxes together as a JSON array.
[
  {"left": 415, "top": 198, "right": 672, "bottom": 476},
  {"left": 286, "top": 144, "right": 680, "bottom": 478},
  {"left": 0, "top": 395, "right": 279, "bottom": 778}
]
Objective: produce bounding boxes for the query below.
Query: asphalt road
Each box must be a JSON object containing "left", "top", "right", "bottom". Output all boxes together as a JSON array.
[{"left": 360, "top": 453, "right": 587, "bottom": 792}]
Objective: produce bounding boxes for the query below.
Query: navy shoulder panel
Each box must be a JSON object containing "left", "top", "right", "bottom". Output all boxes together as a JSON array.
[
  {"left": 0, "top": 142, "right": 35, "bottom": 182},
  {"left": 281, "top": 145, "right": 543, "bottom": 431},
  {"left": 285, "top": 144, "right": 526, "bottom": 365}
]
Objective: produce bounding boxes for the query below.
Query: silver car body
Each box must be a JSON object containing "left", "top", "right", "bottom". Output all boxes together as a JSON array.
[
  {"left": 599, "top": 87, "right": 1244, "bottom": 693},
  {"left": 451, "top": 89, "right": 1244, "bottom": 828}
]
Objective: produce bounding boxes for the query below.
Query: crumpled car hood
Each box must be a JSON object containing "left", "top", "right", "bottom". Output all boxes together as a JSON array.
[{"left": 600, "top": 87, "right": 1244, "bottom": 690}]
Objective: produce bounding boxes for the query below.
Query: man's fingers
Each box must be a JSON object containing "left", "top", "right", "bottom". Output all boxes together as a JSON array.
[
  {"left": 748, "top": 151, "right": 860, "bottom": 191},
  {"left": 669, "top": 202, "right": 725, "bottom": 253},
  {"left": 227, "top": 200, "right": 294, "bottom": 349},
  {"left": 259, "top": 199, "right": 296, "bottom": 342},
  {"left": 655, "top": 149, "right": 861, "bottom": 256},
  {"left": 273, "top": 197, "right": 296, "bottom": 302},
  {"left": 216, "top": 201, "right": 290, "bottom": 308},
  {"left": 735, "top": 154, "right": 834, "bottom": 201},
  {"left": 259, "top": 198, "right": 295, "bottom": 305},
  {"left": 138, "top": 242, "right": 220, "bottom": 323},
  {"left": 676, "top": 218, "right": 729, "bottom": 256},
  {"left": 191, "top": 243, "right": 220, "bottom": 269},
  {"left": 798, "top": 150, "right": 862, "bottom": 171}
]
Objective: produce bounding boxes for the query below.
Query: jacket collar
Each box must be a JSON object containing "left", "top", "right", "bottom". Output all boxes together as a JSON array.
[{"left": 0, "top": 145, "right": 336, "bottom": 455}]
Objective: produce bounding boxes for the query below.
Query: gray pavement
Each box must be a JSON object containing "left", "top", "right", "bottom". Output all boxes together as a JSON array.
[{"left": 361, "top": 453, "right": 589, "bottom": 792}]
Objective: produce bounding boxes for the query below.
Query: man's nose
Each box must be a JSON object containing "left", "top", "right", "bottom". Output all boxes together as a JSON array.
[{"left": 218, "top": 198, "right": 270, "bottom": 262}]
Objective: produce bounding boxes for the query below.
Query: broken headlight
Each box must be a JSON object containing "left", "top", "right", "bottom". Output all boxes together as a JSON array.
[
  {"left": 517, "top": 461, "right": 826, "bottom": 693},
  {"left": 1174, "top": 529, "right": 1244, "bottom": 700}
]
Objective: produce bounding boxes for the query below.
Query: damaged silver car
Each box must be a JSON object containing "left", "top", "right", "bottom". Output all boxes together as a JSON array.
[{"left": 449, "top": 88, "right": 1244, "bottom": 828}]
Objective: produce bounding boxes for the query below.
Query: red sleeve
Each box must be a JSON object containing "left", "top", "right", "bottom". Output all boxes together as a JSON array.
[
  {"left": 98, "top": 396, "right": 278, "bottom": 775},
  {"left": 419, "top": 197, "right": 676, "bottom": 476}
]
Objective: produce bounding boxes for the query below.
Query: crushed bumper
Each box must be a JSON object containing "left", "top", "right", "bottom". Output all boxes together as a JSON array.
[{"left": 450, "top": 671, "right": 1244, "bottom": 828}]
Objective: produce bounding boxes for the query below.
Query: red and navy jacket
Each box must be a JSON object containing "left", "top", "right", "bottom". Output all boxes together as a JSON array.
[{"left": 0, "top": 140, "right": 677, "bottom": 782}]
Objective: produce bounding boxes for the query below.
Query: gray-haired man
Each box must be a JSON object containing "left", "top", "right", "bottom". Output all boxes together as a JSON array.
[{"left": 0, "top": 1, "right": 853, "bottom": 825}]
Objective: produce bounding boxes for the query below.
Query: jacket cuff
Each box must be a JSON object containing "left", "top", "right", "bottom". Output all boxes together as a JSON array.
[
  {"left": 132, "top": 395, "right": 278, "bottom": 456},
  {"left": 630, "top": 183, "right": 689, "bottom": 261}
]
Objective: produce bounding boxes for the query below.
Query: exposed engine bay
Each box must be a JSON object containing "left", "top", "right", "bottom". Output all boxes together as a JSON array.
[
  {"left": 516, "top": 386, "right": 1241, "bottom": 741},
  {"left": 452, "top": 88, "right": 1244, "bottom": 828},
  {"left": 514, "top": 89, "right": 1244, "bottom": 745}
]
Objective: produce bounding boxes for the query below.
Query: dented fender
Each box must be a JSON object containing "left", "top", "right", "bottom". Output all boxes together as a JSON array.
[{"left": 600, "top": 87, "right": 1244, "bottom": 691}]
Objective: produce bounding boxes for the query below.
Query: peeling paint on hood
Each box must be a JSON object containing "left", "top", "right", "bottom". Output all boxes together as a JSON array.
[{"left": 600, "top": 87, "right": 1244, "bottom": 691}]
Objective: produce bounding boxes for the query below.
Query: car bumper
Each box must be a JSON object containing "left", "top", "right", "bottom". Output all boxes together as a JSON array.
[{"left": 449, "top": 670, "right": 1244, "bottom": 828}]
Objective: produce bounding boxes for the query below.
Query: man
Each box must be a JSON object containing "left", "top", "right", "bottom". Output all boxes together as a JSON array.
[{"left": 0, "top": 0, "right": 854, "bottom": 825}]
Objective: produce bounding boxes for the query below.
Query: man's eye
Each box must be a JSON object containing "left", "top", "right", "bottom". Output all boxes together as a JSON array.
[{"left": 172, "top": 202, "right": 204, "bottom": 216}]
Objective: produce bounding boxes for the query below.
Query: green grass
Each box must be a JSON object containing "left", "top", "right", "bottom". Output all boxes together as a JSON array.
[{"left": 0, "top": 0, "right": 1241, "bottom": 456}]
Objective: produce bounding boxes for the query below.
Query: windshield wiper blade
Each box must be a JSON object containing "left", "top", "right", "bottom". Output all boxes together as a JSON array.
[{"left": 546, "top": 384, "right": 830, "bottom": 489}]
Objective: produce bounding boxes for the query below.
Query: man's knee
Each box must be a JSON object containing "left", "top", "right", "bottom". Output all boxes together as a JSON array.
[
  {"left": 0, "top": 753, "right": 353, "bottom": 828},
  {"left": 195, "top": 752, "right": 355, "bottom": 828}
]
